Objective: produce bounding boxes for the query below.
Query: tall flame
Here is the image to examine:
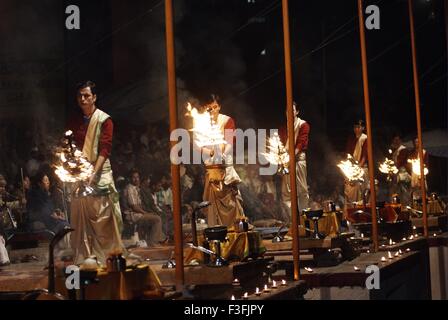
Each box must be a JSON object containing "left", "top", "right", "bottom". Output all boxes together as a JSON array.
[
  {"left": 186, "top": 102, "right": 227, "bottom": 147},
  {"left": 54, "top": 132, "right": 94, "bottom": 183},
  {"left": 261, "top": 132, "right": 289, "bottom": 174},
  {"left": 408, "top": 158, "right": 428, "bottom": 176},
  {"left": 337, "top": 154, "right": 364, "bottom": 182},
  {"left": 379, "top": 158, "right": 398, "bottom": 175}
]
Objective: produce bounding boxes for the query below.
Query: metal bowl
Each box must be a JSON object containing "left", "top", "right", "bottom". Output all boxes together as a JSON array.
[
  {"left": 204, "top": 226, "right": 228, "bottom": 241},
  {"left": 303, "top": 209, "right": 324, "bottom": 220},
  {"left": 376, "top": 201, "right": 386, "bottom": 209}
]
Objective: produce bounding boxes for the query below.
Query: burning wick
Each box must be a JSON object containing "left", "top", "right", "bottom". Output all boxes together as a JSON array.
[
  {"left": 281, "top": 280, "right": 287, "bottom": 286},
  {"left": 381, "top": 257, "right": 387, "bottom": 262},
  {"left": 243, "top": 292, "right": 248, "bottom": 299},
  {"left": 399, "top": 249, "right": 403, "bottom": 255},
  {"left": 264, "top": 284, "right": 270, "bottom": 293},
  {"left": 433, "top": 233, "right": 437, "bottom": 237},
  {"left": 232, "top": 278, "right": 240, "bottom": 286},
  {"left": 406, "top": 248, "right": 411, "bottom": 252},
  {"left": 305, "top": 267, "right": 313, "bottom": 273},
  {"left": 402, "top": 238, "right": 407, "bottom": 241},
  {"left": 354, "top": 266, "right": 360, "bottom": 271},
  {"left": 367, "top": 250, "right": 370, "bottom": 253},
  {"left": 389, "top": 239, "right": 393, "bottom": 245},
  {"left": 231, "top": 295, "right": 235, "bottom": 300},
  {"left": 409, "top": 235, "right": 414, "bottom": 240},
  {"left": 413, "top": 226, "right": 417, "bottom": 230},
  {"left": 272, "top": 280, "right": 277, "bottom": 288},
  {"left": 388, "top": 251, "right": 393, "bottom": 259},
  {"left": 255, "top": 287, "right": 261, "bottom": 296},
  {"left": 394, "top": 252, "right": 399, "bottom": 257},
  {"left": 361, "top": 233, "right": 364, "bottom": 238}
]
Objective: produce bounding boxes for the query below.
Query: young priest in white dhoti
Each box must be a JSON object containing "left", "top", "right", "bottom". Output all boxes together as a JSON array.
[
  {"left": 68, "top": 81, "right": 124, "bottom": 265},
  {"left": 344, "top": 120, "right": 369, "bottom": 208},
  {"left": 280, "top": 103, "right": 311, "bottom": 214},
  {"left": 194, "top": 98, "right": 246, "bottom": 227}
]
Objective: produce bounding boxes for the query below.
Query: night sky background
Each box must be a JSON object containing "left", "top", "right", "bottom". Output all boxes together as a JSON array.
[{"left": 0, "top": 0, "right": 447, "bottom": 193}]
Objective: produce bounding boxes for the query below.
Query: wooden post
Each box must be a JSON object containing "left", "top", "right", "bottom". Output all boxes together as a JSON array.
[
  {"left": 408, "top": 0, "right": 428, "bottom": 237},
  {"left": 281, "top": 0, "right": 300, "bottom": 280},
  {"left": 164, "top": 0, "right": 184, "bottom": 289},
  {"left": 357, "top": 0, "right": 379, "bottom": 252}
]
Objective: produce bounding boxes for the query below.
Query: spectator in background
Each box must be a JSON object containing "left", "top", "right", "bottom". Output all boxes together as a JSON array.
[
  {"left": 27, "top": 172, "right": 70, "bottom": 234},
  {"left": 25, "top": 147, "right": 41, "bottom": 177},
  {"left": 123, "top": 170, "right": 164, "bottom": 246}
]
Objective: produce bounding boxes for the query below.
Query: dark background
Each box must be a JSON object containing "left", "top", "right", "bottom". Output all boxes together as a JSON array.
[{"left": 0, "top": 0, "right": 446, "bottom": 193}]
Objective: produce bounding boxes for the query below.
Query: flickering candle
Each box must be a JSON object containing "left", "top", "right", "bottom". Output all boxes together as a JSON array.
[
  {"left": 231, "top": 295, "right": 235, "bottom": 300},
  {"left": 281, "top": 279, "right": 287, "bottom": 286},
  {"left": 243, "top": 292, "right": 248, "bottom": 300},
  {"left": 264, "top": 284, "right": 270, "bottom": 293},
  {"left": 354, "top": 266, "right": 360, "bottom": 271},
  {"left": 305, "top": 267, "right": 313, "bottom": 273},
  {"left": 381, "top": 256, "right": 387, "bottom": 262},
  {"left": 388, "top": 251, "right": 393, "bottom": 259},
  {"left": 272, "top": 280, "right": 277, "bottom": 288},
  {"left": 406, "top": 248, "right": 411, "bottom": 252},
  {"left": 255, "top": 287, "right": 261, "bottom": 296}
]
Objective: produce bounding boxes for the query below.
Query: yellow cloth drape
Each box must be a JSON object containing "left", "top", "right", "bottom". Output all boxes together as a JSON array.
[
  {"left": 286, "top": 212, "right": 340, "bottom": 238},
  {"left": 184, "top": 231, "right": 265, "bottom": 264},
  {"left": 70, "top": 195, "right": 124, "bottom": 265},
  {"left": 203, "top": 166, "right": 245, "bottom": 227}
]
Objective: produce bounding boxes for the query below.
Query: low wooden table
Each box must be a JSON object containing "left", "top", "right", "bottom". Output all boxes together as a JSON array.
[
  {"left": 155, "top": 257, "right": 271, "bottom": 288},
  {"left": 243, "top": 280, "right": 307, "bottom": 300},
  {"left": 411, "top": 215, "right": 447, "bottom": 232},
  {"left": 263, "top": 233, "right": 356, "bottom": 267}
]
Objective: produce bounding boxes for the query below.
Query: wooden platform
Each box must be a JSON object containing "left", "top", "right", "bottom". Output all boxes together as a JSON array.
[
  {"left": 154, "top": 257, "right": 271, "bottom": 288},
  {"left": 243, "top": 280, "right": 307, "bottom": 300},
  {"left": 263, "top": 233, "right": 357, "bottom": 267},
  {"left": 300, "top": 244, "right": 431, "bottom": 300},
  {"left": 411, "top": 215, "right": 447, "bottom": 232},
  {"left": 263, "top": 233, "right": 353, "bottom": 252}
]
